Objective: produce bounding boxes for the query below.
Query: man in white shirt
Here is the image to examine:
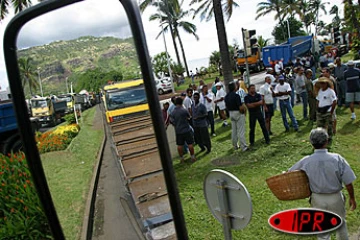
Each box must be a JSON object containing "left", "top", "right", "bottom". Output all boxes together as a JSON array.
[
  {"left": 274, "top": 75, "right": 299, "bottom": 132},
  {"left": 295, "top": 67, "right": 309, "bottom": 120},
  {"left": 316, "top": 77, "right": 337, "bottom": 144},
  {"left": 260, "top": 75, "right": 274, "bottom": 135},
  {"left": 183, "top": 88, "right": 193, "bottom": 115},
  {"left": 214, "top": 82, "right": 228, "bottom": 126},
  {"left": 275, "top": 61, "right": 281, "bottom": 75},
  {"left": 201, "top": 85, "right": 216, "bottom": 136}
]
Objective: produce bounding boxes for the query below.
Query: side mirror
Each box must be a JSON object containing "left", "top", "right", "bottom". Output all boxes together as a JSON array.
[{"left": 3, "top": 0, "right": 188, "bottom": 239}]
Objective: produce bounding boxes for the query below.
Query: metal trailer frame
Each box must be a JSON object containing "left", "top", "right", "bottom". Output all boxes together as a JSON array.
[{"left": 3, "top": 0, "right": 188, "bottom": 239}]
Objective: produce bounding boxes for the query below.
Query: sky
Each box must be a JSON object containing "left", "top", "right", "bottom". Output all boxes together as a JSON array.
[{"left": 0, "top": 0, "right": 344, "bottom": 90}]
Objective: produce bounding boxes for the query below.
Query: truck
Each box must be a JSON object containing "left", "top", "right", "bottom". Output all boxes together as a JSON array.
[
  {"left": 262, "top": 35, "right": 313, "bottom": 67},
  {"left": 103, "top": 79, "right": 176, "bottom": 239},
  {"left": 0, "top": 100, "right": 39, "bottom": 154},
  {"left": 30, "top": 97, "right": 67, "bottom": 126},
  {"left": 57, "top": 94, "right": 75, "bottom": 114},
  {"left": 236, "top": 47, "right": 263, "bottom": 72}
]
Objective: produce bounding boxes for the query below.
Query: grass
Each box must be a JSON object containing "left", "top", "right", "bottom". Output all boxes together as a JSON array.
[
  {"left": 341, "top": 51, "right": 356, "bottom": 63},
  {"left": 175, "top": 105, "right": 360, "bottom": 239},
  {"left": 40, "top": 107, "right": 104, "bottom": 239}
]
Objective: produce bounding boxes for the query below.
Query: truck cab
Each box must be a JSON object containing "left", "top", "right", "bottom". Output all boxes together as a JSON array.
[
  {"left": 57, "top": 94, "right": 75, "bottom": 113},
  {"left": 236, "top": 47, "right": 263, "bottom": 73},
  {"left": 103, "top": 79, "right": 148, "bottom": 123},
  {"left": 30, "top": 97, "right": 67, "bottom": 126}
]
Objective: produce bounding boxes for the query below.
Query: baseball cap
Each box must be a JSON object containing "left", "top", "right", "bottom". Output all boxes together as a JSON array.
[
  {"left": 215, "top": 82, "right": 222, "bottom": 87},
  {"left": 278, "top": 75, "right": 285, "bottom": 81}
]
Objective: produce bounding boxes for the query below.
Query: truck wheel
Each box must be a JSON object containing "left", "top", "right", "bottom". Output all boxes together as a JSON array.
[{"left": 1, "top": 134, "right": 23, "bottom": 155}]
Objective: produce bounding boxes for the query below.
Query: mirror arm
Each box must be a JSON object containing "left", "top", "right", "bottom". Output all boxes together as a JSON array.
[
  {"left": 3, "top": 1, "right": 84, "bottom": 239},
  {"left": 120, "top": 0, "right": 189, "bottom": 239}
]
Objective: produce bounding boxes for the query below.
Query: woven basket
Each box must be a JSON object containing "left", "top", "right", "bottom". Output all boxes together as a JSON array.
[{"left": 266, "top": 170, "right": 311, "bottom": 201}]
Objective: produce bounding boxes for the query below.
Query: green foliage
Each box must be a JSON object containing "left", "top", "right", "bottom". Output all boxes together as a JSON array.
[
  {"left": 171, "top": 63, "right": 185, "bottom": 75},
  {"left": 0, "top": 153, "right": 52, "bottom": 239},
  {"left": 18, "top": 57, "right": 39, "bottom": 96},
  {"left": 272, "top": 16, "right": 307, "bottom": 44},
  {"left": 64, "top": 114, "right": 77, "bottom": 124},
  {"left": 152, "top": 52, "right": 172, "bottom": 76},
  {"left": 75, "top": 68, "right": 123, "bottom": 92}
]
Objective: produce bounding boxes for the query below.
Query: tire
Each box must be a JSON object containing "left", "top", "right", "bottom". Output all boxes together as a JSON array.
[
  {"left": 1, "top": 134, "right": 23, "bottom": 155},
  {"left": 158, "top": 89, "right": 164, "bottom": 95}
]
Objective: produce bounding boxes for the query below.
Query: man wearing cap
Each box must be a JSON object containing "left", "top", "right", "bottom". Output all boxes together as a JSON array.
[
  {"left": 260, "top": 75, "right": 274, "bottom": 134},
  {"left": 225, "top": 81, "right": 248, "bottom": 151},
  {"left": 305, "top": 69, "right": 316, "bottom": 122},
  {"left": 214, "top": 82, "right": 228, "bottom": 127},
  {"left": 289, "top": 127, "right": 356, "bottom": 240},
  {"left": 274, "top": 75, "right": 299, "bottom": 132},
  {"left": 315, "top": 77, "right": 337, "bottom": 143},
  {"left": 344, "top": 60, "right": 360, "bottom": 120},
  {"left": 334, "top": 57, "right": 348, "bottom": 107}
]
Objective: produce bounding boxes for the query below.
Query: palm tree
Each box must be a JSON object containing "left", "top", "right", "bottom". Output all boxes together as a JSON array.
[
  {"left": 0, "top": 0, "right": 32, "bottom": 21},
  {"left": 257, "top": 35, "right": 270, "bottom": 51},
  {"left": 343, "top": 0, "right": 360, "bottom": 36},
  {"left": 308, "top": 0, "right": 329, "bottom": 36},
  {"left": 18, "top": 57, "right": 38, "bottom": 96},
  {"left": 150, "top": 0, "right": 199, "bottom": 77},
  {"left": 279, "top": 0, "right": 303, "bottom": 19},
  {"left": 256, "top": 0, "right": 286, "bottom": 39},
  {"left": 190, "top": 0, "right": 239, "bottom": 90},
  {"left": 329, "top": 5, "right": 341, "bottom": 28}
]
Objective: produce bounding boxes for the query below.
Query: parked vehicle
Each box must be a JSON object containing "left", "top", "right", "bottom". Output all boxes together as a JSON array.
[
  {"left": 155, "top": 79, "right": 172, "bottom": 95},
  {"left": 236, "top": 47, "right": 263, "bottom": 72},
  {"left": 0, "top": 100, "right": 40, "bottom": 154},
  {"left": 30, "top": 97, "right": 67, "bottom": 126},
  {"left": 262, "top": 36, "right": 313, "bottom": 67},
  {"left": 57, "top": 94, "right": 75, "bottom": 113}
]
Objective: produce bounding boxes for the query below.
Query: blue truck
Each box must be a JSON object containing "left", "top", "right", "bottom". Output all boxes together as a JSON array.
[
  {"left": 0, "top": 100, "right": 39, "bottom": 154},
  {"left": 262, "top": 35, "right": 313, "bottom": 67}
]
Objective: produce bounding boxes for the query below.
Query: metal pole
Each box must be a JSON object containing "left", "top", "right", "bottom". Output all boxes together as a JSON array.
[
  {"left": 287, "top": 20, "right": 291, "bottom": 39},
  {"left": 71, "top": 82, "right": 78, "bottom": 124},
  {"left": 37, "top": 68, "right": 43, "bottom": 97},
  {"left": 242, "top": 28, "right": 251, "bottom": 87},
  {"left": 216, "top": 180, "right": 232, "bottom": 240},
  {"left": 160, "top": 23, "right": 175, "bottom": 94},
  {"left": 66, "top": 77, "right": 69, "bottom": 93}
]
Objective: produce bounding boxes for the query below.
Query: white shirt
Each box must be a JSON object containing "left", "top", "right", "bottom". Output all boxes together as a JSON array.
[
  {"left": 275, "top": 63, "right": 281, "bottom": 74},
  {"left": 183, "top": 96, "right": 192, "bottom": 112},
  {"left": 236, "top": 88, "right": 247, "bottom": 103},
  {"left": 274, "top": 82, "right": 292, "bottom": 100},
  {"left": 279, "top": 61, "right": 284, "bottom": 70},
  {"left": 316, "top": 88, "right": 337, "bottom": 111},
  {"left": 200, "top": 92, "right": 214, "bottom": 112},
  {"left": 215, "top": 88, "right": 226, "bottom": 109},
  {"left": 259, "top": 83, "right": 274, "bottom": 104},
  {"left": 266, "top": 74, "right": 276, "bottom": 86}
]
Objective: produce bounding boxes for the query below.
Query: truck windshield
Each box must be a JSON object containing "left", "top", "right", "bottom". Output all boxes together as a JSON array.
[
  {"left": 31, "top": 100, "right": 48, "bottom": 108},
  {"left": 237, "top": 50, "right": 245, "bottom": 58},
  {"left": 105, "top": 86, "right": 147, "bottom": 111},
  {"left": 58, "top": 97, "right": 72, "bottom": 102}
]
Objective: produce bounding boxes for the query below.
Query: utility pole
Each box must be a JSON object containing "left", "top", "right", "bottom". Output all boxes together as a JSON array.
[
  {"left": 37, "top": 67, "right": 44, "bottom": 97},
  {"left": 66, "top": 77, "right": 69, "bottom": 93},
  {"left": 160, "top": 19, "right": 175, "bottom": 94},
  {"left": 286, "top": 20, "right": 291, "bottom": 39}
]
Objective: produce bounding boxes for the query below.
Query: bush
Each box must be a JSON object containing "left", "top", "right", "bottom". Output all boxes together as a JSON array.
[
  {"left": 0, "top": 153, "right": 51, "bottom": 239},
  {"left": 64, "top": 114, "right": 77, "bottom": 124}
]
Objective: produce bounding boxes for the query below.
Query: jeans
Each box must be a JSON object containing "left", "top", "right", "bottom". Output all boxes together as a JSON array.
[
  {"left": 249, "top": 111, "right": 270, "bottom": 144},
  {"left": 229, "top": 111, "right": 247, "bottom": 150},
  {"left": 290, "top": 86, "right": 295, "bottom": 107},
  {"left": 300, "top": 91, "right": 308, "bottom": 118},
  {"left": 273, "top": 97, "right": 278, "bottom": 111},
  {"left": 338, "top": 81, "right": 347, "bottom": 106},
  {"left": 279, "top": 99, "right": 298, "bottom": 130},
  {"left": 207, "top": 110, "right": 215, "bottom": 134}
]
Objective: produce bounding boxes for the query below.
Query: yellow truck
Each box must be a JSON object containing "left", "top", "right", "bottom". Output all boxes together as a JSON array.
[
  {"left": 30, "top": 97, "right": 67, "bottom": 126},
  {"left": 57, "top": 94, "right": 75, "bottom": 113},
  {"left": 102, "top": 79, "right": 176, "bottom": 238},
  {"left": 236, "top": 47, "right": 263, "bottom": 73}
]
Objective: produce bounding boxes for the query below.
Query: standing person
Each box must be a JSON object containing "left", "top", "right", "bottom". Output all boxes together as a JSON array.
[
  {"left": 315, "top": 77, "right": 337, "bottom": 144},
  {"left": 201, "top": 85, "right": 216, "bottom": 136},
  {"left": 169, "top": 97, "right": 196, "bottom": 163},
  {"left": 190, "top": 70, "right": 195, "bottom": 84},
  {"left": 214, "top": 82, "right": 228, "bottom": 127},
  {"left": 236, "top": 80, "right": 248, "bottom": 103},
  {"left": 344, "top": 60, "right": 360, "bottom": 120},
  {"left": 183, "top": 88, "right": 193, "bottom": 115},
  {"left": 294, "top": 58, "right": 302, "bottom": 68},
  {"left": 162, "top": 102, "right": 170, "bottom": 127},
  {"left": 225, "top": 81, "right": 248, "bottom": 151},
  {"left": 212, "top": 77, "right": 220, "bottom": 117},
  {"left": 192, "top": 92, "right": 211, "bottom": 154},
  {"left": 244, "top": 84, "right": 270, "bottom": 146},
  {"left": 284, "top": 67, "right": 296, "bottom": 107},
  {"left": 305, "top": 69, "right": 316, "bottom": 122},
  {"left": 279, "top": 58, "right": 284, "bottom": 72},
  {"left": 266, "top": 68, "right": 278, "bottom": 110},
  {"left": 274, "top": 76, "right": 299, "bottom": 132},
  {"left": 289, "top": 128, "right": 356, "bottom": 240},
  {"left": 260, "top": 75, "right": 274, "bottom": 135},
  {"left": 320, "top": 68, "right": 338, "bottom": 134},
  {"left": 295, "top": 67, "right": 309, "bottom": 120},
  {"left": 334, "top": 57, "right": 348, "bottom": 107},
  {"left": 275, "top": 61, "right": 281, "bottom": 75}
]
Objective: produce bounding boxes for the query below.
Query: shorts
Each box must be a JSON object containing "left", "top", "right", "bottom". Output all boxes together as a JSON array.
[
  {"left": 265, "top": 104, "right": 274, "bottom": 118},
  {"left": 176, "top": 131, "right": 194, "bottom": 146},
  {"left": 345, "top": 92, "right": 360, "bottom": 103}
]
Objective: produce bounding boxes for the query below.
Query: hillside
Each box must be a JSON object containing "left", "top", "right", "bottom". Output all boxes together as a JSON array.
[{"left": 17, "top": 36, "right": 139, "bottom": 94}]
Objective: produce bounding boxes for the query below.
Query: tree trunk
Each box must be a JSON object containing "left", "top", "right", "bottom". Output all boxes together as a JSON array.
[
  {"left": 348, "top": 0, "right": 360, "bottom": 36},
  {"left": 212, "top": 0, "right": 232, "bottom": 92},
  {"left": 176, "top": 29, "right": 190, "bottom": 77},
  {"left": 168, "top": 20, "right": 182, "bottom": 65},
  {"left": 28, "top": 78, "right": 33, "bottom": 96}
]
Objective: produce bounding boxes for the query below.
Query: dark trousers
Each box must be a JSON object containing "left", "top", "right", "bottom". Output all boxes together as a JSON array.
[
  {"left": 308, "top": 97, "right": 317, "bottom": 121},
  {"left": 207, "top": 111, "right": 215, "bottom": 134},
  {"left": 194, "top": 126, "right": 211, "bottom": 151},
  {"left": 249, "top": 111, "right": 270, "bottom": 144}
]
